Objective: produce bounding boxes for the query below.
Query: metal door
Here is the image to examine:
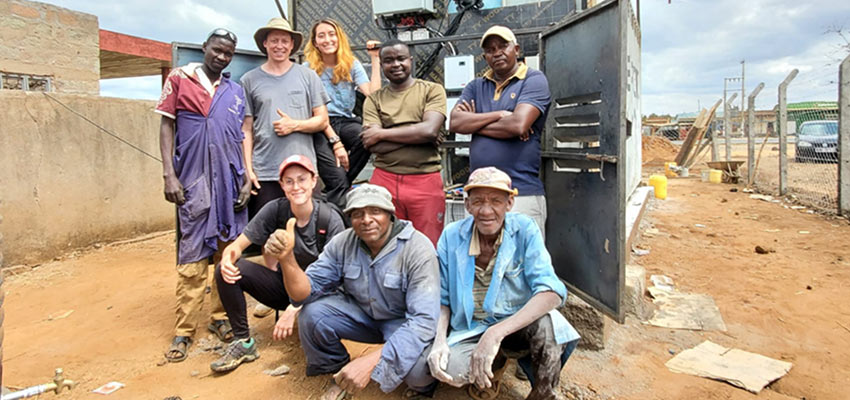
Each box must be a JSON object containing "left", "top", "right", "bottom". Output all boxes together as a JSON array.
[{"left": 539, "top": 0, "right": 627, "bottom": 322}]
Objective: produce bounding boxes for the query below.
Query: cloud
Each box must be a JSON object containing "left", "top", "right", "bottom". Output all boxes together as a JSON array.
[
  {"left": 44, "top": 0, "right": 285, "bottom": 99},
  {"left": 42, "top": 0, "right": 850, "bottom": 115},
  {"left": 100, "top": 76, "right": 161, "bottom": 100},
  {"left": 173, "top": 0, "right": 236, "bottom": 31},
  {"left": 641, "top": 0, "right": 850, "bottom": 115},
  {"left": 44, "top": 0, "right": 282, "bottom": 46}
]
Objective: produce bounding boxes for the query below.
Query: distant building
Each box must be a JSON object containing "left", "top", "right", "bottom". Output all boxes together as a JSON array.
[
  {"left": 787, "top": 101, "right": 838, "bottom": 132},
  {"left": 0, "top": 0, "right": 171, "bottom": 95},
  {"left": 0, "top": 0, "right": 100, "bottom": 94}
]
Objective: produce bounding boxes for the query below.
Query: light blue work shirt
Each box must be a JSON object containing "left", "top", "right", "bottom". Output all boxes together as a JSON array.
[
  {"left": 298, "top": 219, "right": 440, "bottom": 392},
  {"left": 437, "top": 212, "right": 580, "bottom": 346}
]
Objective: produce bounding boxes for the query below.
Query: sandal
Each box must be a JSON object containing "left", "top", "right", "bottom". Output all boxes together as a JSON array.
[
  {"left": 165, "top": 336, "right": 192, "bottom": 363},
  {"left": 467, "top": 380, "right": 502, "bottom": 400},
  {"left": 466, "top": 361, "right": 507, "bottom": 400},
  {"left": 208, "top": 320, "right": 234, "bottom": 342},
  {"left": 319, "top": 380, "right": 348, "bottom": 400},
  {"left": 402, "top": 385, "right": 436, "bottom": 399}
]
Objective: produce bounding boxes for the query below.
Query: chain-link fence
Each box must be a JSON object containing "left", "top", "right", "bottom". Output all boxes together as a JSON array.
[{"left": 750, "top": 69, "right": 840, "bottom": 212}]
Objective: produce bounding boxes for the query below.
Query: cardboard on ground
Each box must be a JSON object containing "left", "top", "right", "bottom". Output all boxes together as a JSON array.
[{"left": 666, "top": 341, "right": 792, "bottom": 393}]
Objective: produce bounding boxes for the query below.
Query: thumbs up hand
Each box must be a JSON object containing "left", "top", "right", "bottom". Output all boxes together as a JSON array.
[
  {"left": 265, "top": 217, "right": 297, "bottom": 260},
  {"left": 273, "top": 108, "right": 299, "bottom": 136}
]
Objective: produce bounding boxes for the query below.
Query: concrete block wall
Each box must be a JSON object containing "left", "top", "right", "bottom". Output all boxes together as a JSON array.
[
  {"left": 0, "top": 91, "right": 173, "bottom": 266},
  {"left": 0, "top": 0, "right": 100, "bottom": 95}
]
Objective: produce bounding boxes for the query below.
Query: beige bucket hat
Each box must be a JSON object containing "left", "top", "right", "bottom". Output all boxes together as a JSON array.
[{"left": 254, "top": 17, "right": 303, "bottom": 55}]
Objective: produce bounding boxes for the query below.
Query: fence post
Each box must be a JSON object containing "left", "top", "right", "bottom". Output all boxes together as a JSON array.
[
  {"left": 778, "top": 69, "right": 798, "bottom": 196},
  {"left": 724, "top": 92, "right": 738, "bottom": 161},
  {"left": 710, "top": 120, "right": 719, "bottom": 162},
  {"left": 747, "top": 82, "right": 765, "bottom": 186},
  {"left": 839, "top": 55, "right": 850, "bottom": 216},
  {"left": 0, "top": 209, "right": 4, "bottom": 388}
]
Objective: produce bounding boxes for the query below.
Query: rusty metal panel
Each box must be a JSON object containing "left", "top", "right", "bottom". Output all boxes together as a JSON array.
[{"left": 540, "top": 0, "right": 626, "bottom": 322}]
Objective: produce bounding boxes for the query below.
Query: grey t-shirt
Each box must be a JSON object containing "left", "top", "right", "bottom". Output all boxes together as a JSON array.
[
  {"left": 241, "top": 64, "right": 330, "bottom": 181},
  {"left": 241, "top": 198, "right": 345, "bottom": 269}
]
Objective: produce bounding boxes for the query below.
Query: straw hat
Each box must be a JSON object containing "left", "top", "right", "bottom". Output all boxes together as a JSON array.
[
  {"left": 254, "top": 17, "right": 303, "bottom": 55},
  {"left": 464, "top": 167, "right": 519, "bottom": 196}
]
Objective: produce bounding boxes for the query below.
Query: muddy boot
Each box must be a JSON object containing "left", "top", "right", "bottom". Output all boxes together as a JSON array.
[{"left": 210, "top": 338, "right": 259, "bottom": 373}]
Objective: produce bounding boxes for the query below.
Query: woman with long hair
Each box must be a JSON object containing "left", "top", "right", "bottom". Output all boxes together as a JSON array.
[{"left": 305, "top": 19, "right": 381, "bottom": 185}]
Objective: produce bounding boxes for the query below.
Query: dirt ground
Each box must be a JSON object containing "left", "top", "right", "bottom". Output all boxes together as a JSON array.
[
  {"left": 646, "top": 134, "right": 840, "bottom": 211},
  {"left": 4, "top": 170, "right": 850, "bottom": 399}
]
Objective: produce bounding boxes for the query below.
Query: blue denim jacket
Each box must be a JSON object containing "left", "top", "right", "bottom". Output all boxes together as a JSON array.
[{"left": 437, "top": 212, "right": 580, "bottom": 346}]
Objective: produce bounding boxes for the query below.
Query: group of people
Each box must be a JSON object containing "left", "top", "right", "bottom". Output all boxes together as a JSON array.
[{"left": 155, "top": 16, "right": 578, "bottom": 400}]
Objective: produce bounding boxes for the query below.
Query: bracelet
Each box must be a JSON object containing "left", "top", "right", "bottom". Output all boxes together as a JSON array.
[{"left": 333, "top": 142, "right": 345, "bottom": 150}]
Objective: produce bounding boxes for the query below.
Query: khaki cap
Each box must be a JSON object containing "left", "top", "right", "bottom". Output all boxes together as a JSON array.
[
  {"left": 344, "top": 184, "right": 396, "bottom": 215},
  {"left": 480, "top": 25, "right": 517, "bottom": 47}
]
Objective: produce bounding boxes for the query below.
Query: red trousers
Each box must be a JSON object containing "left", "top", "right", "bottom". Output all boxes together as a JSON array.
[{"left": 370, "top": 168, "right": 444, "bottom": 247}]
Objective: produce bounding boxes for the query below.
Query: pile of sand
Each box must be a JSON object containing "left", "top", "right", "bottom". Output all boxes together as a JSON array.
[{"left": 642, "top": 136, "right": 679, "bottom": 166}]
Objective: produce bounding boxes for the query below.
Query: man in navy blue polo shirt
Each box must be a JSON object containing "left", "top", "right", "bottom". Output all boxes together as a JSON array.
[{"left": 449, "top": 25, "right": 551, "bottom": 237}]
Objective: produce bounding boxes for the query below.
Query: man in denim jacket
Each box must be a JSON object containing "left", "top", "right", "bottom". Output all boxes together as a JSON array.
[
  {"left": 265, "top": 183, "right": 439, "bottom": 399},
  {"left": 429, "top": 167, "right": 580, "bottom": 400}
]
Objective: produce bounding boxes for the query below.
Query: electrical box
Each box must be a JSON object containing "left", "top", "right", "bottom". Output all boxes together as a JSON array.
[
  {"left": 524, "top": 55, "right": 539, "bottom": 71},
  {"left": 445, "top": 97, "right": 459, "bottom": 130},
  {"left": 443, "top": 55, "right": 475, "bottom": 91},
  {"left": 371, "top": 0, "right": 434, "bottom": 16},
  {"left": 411, "top": 28, "right": 430, "bottom": 41}
]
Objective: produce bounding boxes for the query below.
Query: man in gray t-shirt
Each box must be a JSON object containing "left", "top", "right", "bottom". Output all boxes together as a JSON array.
[{"left": 242, "top": 17, "right": 331, "bottom": 219}]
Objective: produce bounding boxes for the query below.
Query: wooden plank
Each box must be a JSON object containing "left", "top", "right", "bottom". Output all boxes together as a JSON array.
[
  {"left": 681, "top": 99, "right": 722, "bottom": 167},
  {"left": 674, "top": 109, "right": 707, "bottom": 165}
]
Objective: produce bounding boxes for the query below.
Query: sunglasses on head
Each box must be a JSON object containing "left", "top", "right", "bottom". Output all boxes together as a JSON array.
[{"left": 207, "top": 28, "right": 237, "bottom": 45}]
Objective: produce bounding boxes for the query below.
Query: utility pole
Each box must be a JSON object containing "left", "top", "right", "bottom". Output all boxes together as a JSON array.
[
  {"left": 724, "top": 91, "right": 738, "bottom": 161},
  {"left": 741, "top": 60, "right": 746, "bottom": 138},
  {"left": 724, "top": 76, "right": 743, "bottom": 159}
]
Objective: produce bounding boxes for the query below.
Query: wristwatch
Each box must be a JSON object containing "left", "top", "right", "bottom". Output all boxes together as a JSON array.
[{"left": 328, "top": 135, "right": 341, "bottom": 145}]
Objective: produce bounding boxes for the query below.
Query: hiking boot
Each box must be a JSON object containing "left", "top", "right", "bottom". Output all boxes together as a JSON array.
[{"left": 210, "top": 338, "right": 259, "bottom": 373}]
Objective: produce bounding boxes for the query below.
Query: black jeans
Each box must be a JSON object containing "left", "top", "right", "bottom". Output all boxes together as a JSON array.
[
  {"left": 313, "top": 132, "right": 348, "bottom": 207},
  {"left": 215, "top": 259, "right": 292, "bottom": 340},
  {"left": 330, "top": 116, "right": 370, "bottom": 184},
  {"left": 244, "top": 181, "right": 285, "bottom": 256}
]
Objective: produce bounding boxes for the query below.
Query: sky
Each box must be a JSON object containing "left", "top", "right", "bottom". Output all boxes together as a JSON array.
[{"left": 42, "top": 0, "right": 850, "bottom": 116}]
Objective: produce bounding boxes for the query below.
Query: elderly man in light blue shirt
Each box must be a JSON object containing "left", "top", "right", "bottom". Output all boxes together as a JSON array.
[
  {"left": 429, "top": 167, "right": 580, "bottom": 400},
  {"left": 266, "top": 183, "right": 439, "bottom": 400}
]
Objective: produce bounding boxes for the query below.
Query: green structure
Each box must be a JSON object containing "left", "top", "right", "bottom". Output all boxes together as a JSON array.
[{"left": 787, "top": 101, "right": 839, "bottom": 131}]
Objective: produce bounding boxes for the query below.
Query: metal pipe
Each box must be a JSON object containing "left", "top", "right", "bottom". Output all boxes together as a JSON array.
[{"left": 1, "top": 369, "right": 75, "bottom": 400}]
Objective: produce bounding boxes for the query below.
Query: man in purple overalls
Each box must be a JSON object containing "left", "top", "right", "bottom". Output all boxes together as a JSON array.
[{"left": 155, "top": 28, "right": 251, "bottom": 362}]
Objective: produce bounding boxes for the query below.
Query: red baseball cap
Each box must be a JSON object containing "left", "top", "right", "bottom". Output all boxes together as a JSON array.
[{"left": 278, "top": 154, "right": 317, "bottom": 179}]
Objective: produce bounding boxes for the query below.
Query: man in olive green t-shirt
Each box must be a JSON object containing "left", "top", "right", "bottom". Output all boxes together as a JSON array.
[{"left": 361, "top": 39, "right": 447, "bottom": 246}]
